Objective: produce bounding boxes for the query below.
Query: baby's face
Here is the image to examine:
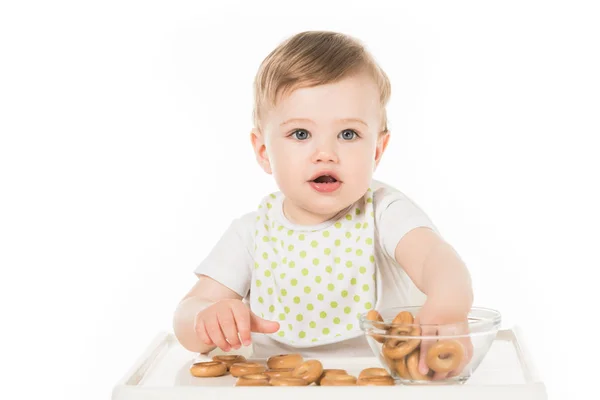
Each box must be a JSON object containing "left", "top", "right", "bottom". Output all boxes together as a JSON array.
[{"left": 255, "top": 71, "right": 389, "bottom": 224}]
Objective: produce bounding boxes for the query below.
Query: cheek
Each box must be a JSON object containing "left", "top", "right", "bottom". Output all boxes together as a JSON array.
[
  {"left": 345, "top": 143, "right": 377, "bottom": 169},
  {"left": 267, "top": 142, "right": 302, "bottom": 178}
]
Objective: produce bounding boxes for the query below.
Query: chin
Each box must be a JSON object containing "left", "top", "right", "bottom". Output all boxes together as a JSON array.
[{"left": 301, "top": 196, "right": 353, "bottom": 217}]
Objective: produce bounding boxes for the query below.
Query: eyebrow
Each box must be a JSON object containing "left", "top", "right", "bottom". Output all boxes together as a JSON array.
[{"left": 280, "top": 118, "right": 369, "bottom": 128}]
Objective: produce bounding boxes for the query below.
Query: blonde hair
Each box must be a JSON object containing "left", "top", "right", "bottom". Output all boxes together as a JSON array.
[{"left": 253, "top": 31, "right": 391, "bottom": 133}]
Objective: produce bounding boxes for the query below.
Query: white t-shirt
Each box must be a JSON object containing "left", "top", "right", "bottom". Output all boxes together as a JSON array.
[{"left": 194, "top": 180, "right": 439, "bottom": 358}]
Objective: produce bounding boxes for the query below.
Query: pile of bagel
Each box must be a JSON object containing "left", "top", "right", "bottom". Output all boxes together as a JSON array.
[{"left": 190, "top": 353, "right": 394, "bottom": 386}]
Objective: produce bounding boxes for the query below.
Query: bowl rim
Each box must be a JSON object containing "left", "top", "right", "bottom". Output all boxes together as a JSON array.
[{"left": 358, "top": 305, "right": 502, "bottom": 331}]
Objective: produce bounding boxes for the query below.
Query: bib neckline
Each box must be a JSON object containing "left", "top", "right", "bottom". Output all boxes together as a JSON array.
[{"left": 274, "top": 194, "right": 355, "bottom": 232}]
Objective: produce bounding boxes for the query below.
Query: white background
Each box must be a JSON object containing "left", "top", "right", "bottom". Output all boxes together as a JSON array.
[{"left": 1, "top": 1, "right": 598, "bottom": 399}]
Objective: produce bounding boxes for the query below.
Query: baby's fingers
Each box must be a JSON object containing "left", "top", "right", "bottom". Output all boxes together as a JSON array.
[
  {"left": 194, "top": 319, "right": 214, "bottom": 347},
  {"left": 418, "top": 325, "right": 437, "bottom": 376},
  {"left": 231, "top": 302, "right": 252, "bottom": 346},
  {"left": 205, "top": 315, "right": 230, "bottom": 352},
  {"left": 217, "top": 309, "right": 242, "bottom": 350}
]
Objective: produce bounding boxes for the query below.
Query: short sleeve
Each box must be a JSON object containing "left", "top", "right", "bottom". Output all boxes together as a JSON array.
[
  {"left": 193, "top": 214, "right": 256, "bottom": 298},
  {"left": 373, "top": 181, "right": 439, "bottom": 260}
]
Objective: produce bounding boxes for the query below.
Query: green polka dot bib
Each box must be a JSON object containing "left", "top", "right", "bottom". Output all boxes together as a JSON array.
[{"left": 250, "top": 188, "right": 376, "bottom": 347}]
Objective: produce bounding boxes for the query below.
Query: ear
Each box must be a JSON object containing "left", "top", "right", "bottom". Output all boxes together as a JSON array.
[
  {"left": 250, "top": 129, "right": 272, "bottom": 174},
  {"left": 374, "top": 131, "right": 391, "bottom": 168}
]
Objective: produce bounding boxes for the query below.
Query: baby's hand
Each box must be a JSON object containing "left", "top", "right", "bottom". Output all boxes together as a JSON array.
[
  {"left": 415, "top": 298, "right": 473, "bottom": 380},
  {"left": 194, "top": 299, "right": 280, "bottom": 352}
]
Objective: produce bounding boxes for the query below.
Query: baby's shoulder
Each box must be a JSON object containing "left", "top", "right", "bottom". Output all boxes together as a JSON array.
[
  {"left": 222, "top": 210, "right": 259, "bottom": 252},
  {"left": 237, "top": 209, "right": 260, "bottom": 225},
  {"left": 370, "top": 179, "right": 414, "bottom": 207},
  {"left": 230, "top": 189, "right": 284, "bottom": 249},
  {"left": 236, "top": 188, "right": 282, "bottom": 224}
]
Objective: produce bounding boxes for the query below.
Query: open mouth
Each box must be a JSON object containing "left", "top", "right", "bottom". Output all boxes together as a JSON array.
[
  {"left": 309, "top": 173, "right": 342, "bottom": 193},
  {"left": 311, "top": 175, "right": 338, "bottom": 184}
]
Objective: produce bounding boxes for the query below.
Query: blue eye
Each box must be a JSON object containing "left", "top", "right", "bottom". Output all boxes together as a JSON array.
[
  {"left": 339, "top": 129, "right": 358, "bottom": 140},
  {"left": 292, "top": 129, "right": 310, "bottom": 140}
]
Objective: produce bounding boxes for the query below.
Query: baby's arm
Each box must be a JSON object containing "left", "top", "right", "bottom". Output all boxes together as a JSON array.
[
  {"left": 394, "top": 227, "right": 474, "bottom": 378},
  {"left": 173, "top": 275, "right": 242, "bottom": 354},
  {"left": 174, "top": 215, "right": 280, "bottom": 353},
  {"left": 394, "top": 227, "right": 473, "bottom": 320},
  {"left": 173, "top": 274, "right": 280, "bottom": 354}
]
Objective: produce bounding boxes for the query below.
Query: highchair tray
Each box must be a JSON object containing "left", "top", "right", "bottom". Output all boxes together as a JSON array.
[{"left": 112, "top": 327, "right": 547, "bottom": 400}]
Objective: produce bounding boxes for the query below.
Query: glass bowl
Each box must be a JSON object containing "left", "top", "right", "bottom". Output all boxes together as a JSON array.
[{"left": 358, "top": 306, "right": 501, "bottom": 385}]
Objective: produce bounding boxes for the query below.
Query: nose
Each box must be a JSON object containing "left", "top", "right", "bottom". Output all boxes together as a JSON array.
[{"left": 311, "top": 138, "right": 339, "bottom": 164}]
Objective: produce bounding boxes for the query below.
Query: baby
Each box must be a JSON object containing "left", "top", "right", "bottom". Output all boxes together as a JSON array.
[{"left": 173, "top": 31, "right": 474, "bottom": 379}]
